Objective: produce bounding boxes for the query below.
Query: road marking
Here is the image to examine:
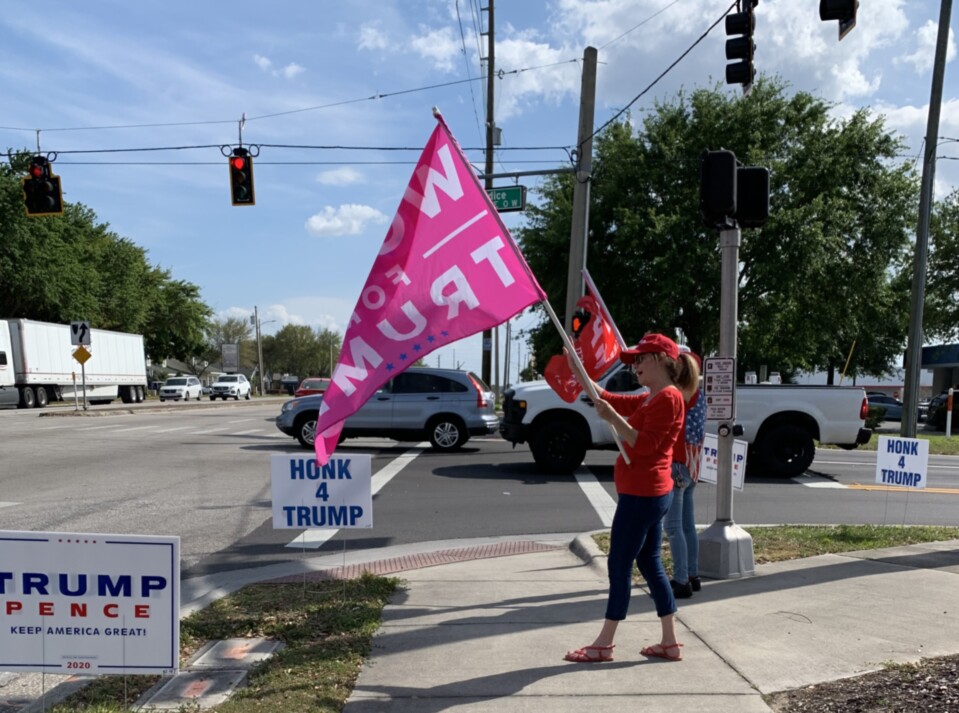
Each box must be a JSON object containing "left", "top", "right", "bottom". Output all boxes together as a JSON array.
[
  {"left": 285, "top": 443, "right": 429, "bottom": 549},
  {"left": 77, "top": 424, "right": 122, "bottom": 431},
  {"left": 792, "top": 474, "right": 846, "bottom": 489},
  {"left": 111, "top": 425, "right": 153, "bottom": 433},
  {"left": 233, "top": 429, "right": 263, "bottom": 435},
  {"left": 0, "top": 502, "right": 18, "bottom": 509},
  {"left": 227, "top": 419, "right": 253, "bottom": 424},
  {"left": 155, "top": 426, "right": 191, "bottom": 433},
  {"left": 849, "top": 483, "right": 959, "bottom": 495},
  {"left": 575, "top": 468, "right": 617, "bottom": 527},
  {"left": 194, "top": 428, "right": 227, "bottom": 435}
]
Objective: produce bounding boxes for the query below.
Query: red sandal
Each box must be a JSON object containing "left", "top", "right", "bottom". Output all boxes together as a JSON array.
[
  {"left": 563, "top": 644, "right": 615, "bottom": 663},
  {"left": 640, "top": 642, "right": 683, "bottom": 661}
]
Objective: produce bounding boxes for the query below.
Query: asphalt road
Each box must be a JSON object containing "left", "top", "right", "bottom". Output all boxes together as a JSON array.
[{"left": 0, "top": 400, "right": 956, "bottom": 579}]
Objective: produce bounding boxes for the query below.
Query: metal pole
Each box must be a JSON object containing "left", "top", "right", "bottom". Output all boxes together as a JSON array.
[
  {"left": 564, "top": 46, "right": 598, "bottom": 332},
  {"left": 698, "top": 227, "right": 755, "bottom": 579},
  {"left": 254, "top": 306, "right": 264, "bottom": 397},
  {"left": 902, "top": 0, "right": 952, "bottom": 438},
  {"left": 480, "top": 0, "right": 495, "bottom": 386}
]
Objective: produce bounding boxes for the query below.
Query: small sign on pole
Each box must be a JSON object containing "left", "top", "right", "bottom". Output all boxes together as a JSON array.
[
  {"left": 70, "top": 321, "right": 91, "bottom": 346},
  {"left": 704, "top": 356, "right": 736, "bottom": 421}
]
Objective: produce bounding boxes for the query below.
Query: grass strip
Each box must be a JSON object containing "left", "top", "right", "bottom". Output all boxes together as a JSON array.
[{"left": 48, "top": 572, "right": 399, "bottom": 713}]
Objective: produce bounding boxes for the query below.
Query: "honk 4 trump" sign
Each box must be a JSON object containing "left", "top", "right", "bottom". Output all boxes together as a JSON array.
[
  {"left": 875, "top": 436, "right": 929, "bottom": 489},
  {"left": 271, "top": 454, "right": 372, "bottom": 529}
]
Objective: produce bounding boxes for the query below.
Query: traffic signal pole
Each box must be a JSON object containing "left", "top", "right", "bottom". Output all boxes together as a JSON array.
[
  {"left": 481, "top": 0, "right": 495, "bottom": 387},
  {"left": 699, "top": 226, "right": 756, "bottom": 580}
]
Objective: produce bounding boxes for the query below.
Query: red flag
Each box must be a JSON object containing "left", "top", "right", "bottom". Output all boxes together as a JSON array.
[
  {"left": 314, "top": 114, "right": 546, "bottom": 464},
  {"left": 574, "top": 294, "right": 621, "bottom": 380},
  {"left": 544, "top": 354, "right": 582, "bottom": 403}
]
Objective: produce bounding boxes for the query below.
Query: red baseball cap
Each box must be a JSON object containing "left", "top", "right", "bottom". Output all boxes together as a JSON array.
[{"left": 620, "top": 333, "right": 680, "bottom": 363}]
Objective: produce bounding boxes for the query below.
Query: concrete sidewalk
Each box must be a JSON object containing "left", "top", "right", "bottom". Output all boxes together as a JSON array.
[
  {"left": 6, "top": 534, "right": 959, "bottom": 712},
  {"left": 343, "top": 535, "right": 959, "bottom": 712}
]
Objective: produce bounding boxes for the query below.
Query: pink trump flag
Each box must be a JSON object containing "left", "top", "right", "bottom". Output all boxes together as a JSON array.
[{"left": 314, "top": 112, "right": 546, "bottom": 464}]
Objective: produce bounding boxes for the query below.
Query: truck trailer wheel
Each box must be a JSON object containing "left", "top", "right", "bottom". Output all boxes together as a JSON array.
[
  {"left": 756, "top": 423, "right": 815, "bottom": 478},
  {"left": 530, "top": 416, "right": 587, "bottom": 474},
  {"left": 19, "top": 387, "right": 35, "bottom": 409},
  {"left": 34, "top": 386, "right": 48, "bottom": 408}
]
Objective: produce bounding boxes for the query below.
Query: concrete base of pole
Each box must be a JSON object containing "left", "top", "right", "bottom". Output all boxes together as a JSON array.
[{"left": 699, "top": 520, "right": 756, "bottom": 579}]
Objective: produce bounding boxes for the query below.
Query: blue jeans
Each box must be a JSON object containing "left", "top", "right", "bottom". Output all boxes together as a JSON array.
[
  {"left": 664, "top": 464, "right": 698, "bottom": 584},
  {"left": 605, "top": 492, "right": 676, "bottom": 620}
]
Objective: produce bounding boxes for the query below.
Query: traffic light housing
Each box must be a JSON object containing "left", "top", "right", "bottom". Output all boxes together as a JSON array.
[
  {"left": 736, "top": 166, "right": 770, "bottom": 229},
  {"left": 725, "top": 1, "right": 756, "bottom": 88},
  {"left": 21, "top": 156, "right": 64, "bottom": 217},
  {"left": 700, "top": 150, "right": 738, "bottom": 228},
  {"left": 571, "top": 308, "right": 591, "bottom": 338},
  {"left": 229, "top": 148, "right": 255, "bottom": 206},
  {"left": 820, "top": 0, "right": 857, "bottom": 41}
]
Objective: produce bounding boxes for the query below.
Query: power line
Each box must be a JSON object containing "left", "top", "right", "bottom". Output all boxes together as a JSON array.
[
  {"left": 599, "top": 0, "right": 683, "bottom": 50},
  {"left": 585, "top": 0, "right": 737, "bottom": 148}
]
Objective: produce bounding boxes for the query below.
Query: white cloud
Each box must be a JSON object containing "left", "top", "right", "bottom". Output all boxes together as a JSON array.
[
  {"left": 281, "top": 62, "right": 305, "bottom": 79},
  {"left": 253, "top": 54, "right": 305, "bottom": 80},
  {"left": 316, "top": 167, "right": 365, "bottom": 186},
  {"left": 358, "top": 23, "right": 390, "bottom": 51},
  {"left": 410, "top": 26, "right": 460, "bottom": 73},
  {"left": 898, "top": 20, "right": 956, "bottom": 74},
  {"left": 305, "top": 204, "right": 388, "bottom": 237}
]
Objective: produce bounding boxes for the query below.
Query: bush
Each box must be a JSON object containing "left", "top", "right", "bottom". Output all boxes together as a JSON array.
[{"left": 865, "top": 405, "right": 887, "bottom": 430}]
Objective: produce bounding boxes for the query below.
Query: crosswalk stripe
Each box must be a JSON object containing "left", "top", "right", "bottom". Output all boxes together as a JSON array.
[
  {"left": 155, "top": 426, "right": 191, "bottom": 433},
  {"left": 575, "top": 468, "right": 617, "bottom": 527}
]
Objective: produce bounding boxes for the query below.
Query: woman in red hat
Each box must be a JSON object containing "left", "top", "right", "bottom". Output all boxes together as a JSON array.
[{"left": 563, "top": 333, "right": 699, "bottom": 663}]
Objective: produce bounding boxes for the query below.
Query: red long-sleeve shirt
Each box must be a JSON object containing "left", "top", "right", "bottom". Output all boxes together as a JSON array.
[{"left": 601, "top": 386, "right": 684, "bottom": 497}]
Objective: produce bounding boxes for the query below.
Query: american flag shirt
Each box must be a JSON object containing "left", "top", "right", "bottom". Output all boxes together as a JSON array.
[{"left": 683, "top": 389, "right": 707, "bottom": 482}]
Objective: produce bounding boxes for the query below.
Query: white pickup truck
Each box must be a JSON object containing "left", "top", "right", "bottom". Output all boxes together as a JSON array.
[{"left": 499, "top": 363, "right": 872, "bottom": 478}]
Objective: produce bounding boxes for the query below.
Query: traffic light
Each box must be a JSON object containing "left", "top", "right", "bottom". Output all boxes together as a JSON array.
[
  {"left": 571, "top": 308, "right": 591, "bottom": 338},
  {"left": 820, "top": 0, "right": 857, "bottom": 41},
  {"left": 229, "top": 148, "right": 255, "bottom": 206},
  {"left": 700, "top": 150, "right": 738, "bottom": 228},
  {"left": 21, "top": 156, "right": 64, "bottom": 217},
  {"left": 725, "top": 0, "right": 756, "bottom": 88},
  {"left": 736, "top": 166, "right": 770, "bottom": 229}
]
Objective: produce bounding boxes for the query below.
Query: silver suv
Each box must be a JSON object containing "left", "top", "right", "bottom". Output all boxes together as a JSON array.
[{"left": 275, "top": 367, "right": 498, "bottom": 451}]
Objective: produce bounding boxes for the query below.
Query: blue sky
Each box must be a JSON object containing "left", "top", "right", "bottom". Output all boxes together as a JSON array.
[{"left": 0, "top": 0, "right": 954, "bottom": 384}]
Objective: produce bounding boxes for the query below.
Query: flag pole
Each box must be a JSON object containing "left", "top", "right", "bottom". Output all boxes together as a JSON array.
[
  {"left": 540, "top": 299, "right": 630, "bottom": 464},
  {"left": 582, "top": 268, "right": 627, "bottom": 350}
]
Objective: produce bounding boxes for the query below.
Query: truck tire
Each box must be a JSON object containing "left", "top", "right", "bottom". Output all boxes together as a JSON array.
[
  {"left": 530, "top": 416, "right": 588, "bottom": 474},
  {"left": 427, "top": 416, "right": 468, "bottom": 451},
  {"left": 295, "top": 413, "right": 318, "bottom": 449},
  {"left": 34, "top": 386, "right": 48, "bottom": 408},
  {"left": 757, "top": 423, "right": 815, "bottom": 478},
  {"left": 19, "top": 387, "right": 35, "bottom": 409}
]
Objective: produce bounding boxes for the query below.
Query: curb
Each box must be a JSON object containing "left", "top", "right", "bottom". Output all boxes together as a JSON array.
[{"left": 569, "top": 529, "right": 609, "bottom": 577}]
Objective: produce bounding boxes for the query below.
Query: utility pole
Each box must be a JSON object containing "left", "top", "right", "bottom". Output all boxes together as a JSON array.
[
  {"left": 564, "top": 47, "right": 598, "bottom": 331},
  {"left": 902, "top": 0, "right": 952, "bottom": 437},
  {"left": 252, "top": 306, "right": 264, "bottom": 397},
  {"left": 481, "top": 0, "right": 495, "bottom": 387}
]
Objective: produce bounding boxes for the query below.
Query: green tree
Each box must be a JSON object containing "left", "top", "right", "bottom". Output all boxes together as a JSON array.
[
  {"left": 0, "top": 151, "right": 213, "bottom": 363},
  {"left": 516, "top": 78, "right": 917, "bottom": 381},
  {"left": 268, "top": 325, "right": 323, "bottom": 379},
  {"left": 201, "top": 317, "right": 254, "bottom": 374},
  {"left": 927, "top": 191, "right": 959, "bottom": 342}
]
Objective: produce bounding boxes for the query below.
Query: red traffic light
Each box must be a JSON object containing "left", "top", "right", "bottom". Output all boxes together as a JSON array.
[
  {"left": 231, "top": 156, "right": 246, "bottom": 171},
  {"left": 30, "top": 164, "right": 44, "bottom": 178}
]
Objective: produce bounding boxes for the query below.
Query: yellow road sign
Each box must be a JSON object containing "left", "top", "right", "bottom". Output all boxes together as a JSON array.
[{"left": 73, "top": 345, "right": 91, "bottom": 365}]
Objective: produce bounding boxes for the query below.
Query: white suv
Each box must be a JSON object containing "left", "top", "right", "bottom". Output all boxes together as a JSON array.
[
  {"left": 210, "top": 374, "right": 252, "bottom": 401},
  {"left": 159, "top": 376, "right": 203, "bottom": 402}
]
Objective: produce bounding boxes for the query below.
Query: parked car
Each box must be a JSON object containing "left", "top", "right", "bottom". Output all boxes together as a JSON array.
[
  {"left": 275, "top": 367, "right": 498, "bottom": 451},
  {"left": 209, "top": 374, "right": 252, "bottom": 401},
  {"left": 158, "top": 376, "right": 203, "bottom": 402},
  {"left": 867, "top": 393, "right": 903, "bottom": 422},
  {"left": 295, "top": 377, "right": 331, "bottom": 397}
]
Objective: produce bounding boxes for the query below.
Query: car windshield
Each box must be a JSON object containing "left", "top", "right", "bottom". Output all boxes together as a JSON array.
[
  {"left": 303, "top": 379, "right": 328, "bottom": 389},
  {"left": 218, "top": 376, "right": 238, "bottom": 383},
  {"left": 166, "top": 378, "right": 187, "bottom": 386}
]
